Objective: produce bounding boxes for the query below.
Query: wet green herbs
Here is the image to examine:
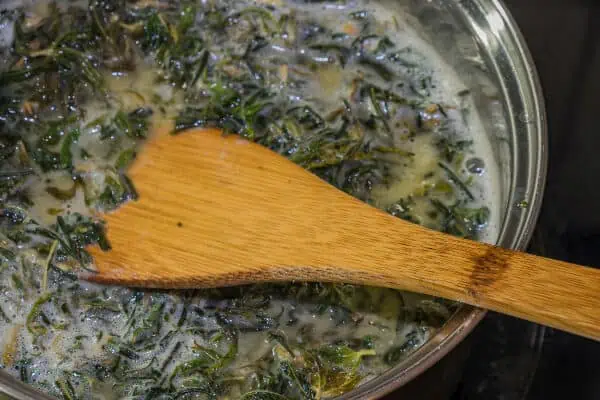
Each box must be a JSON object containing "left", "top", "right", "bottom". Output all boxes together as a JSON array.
[{"left": 0, "top": 1, "right": 490, "bottom": 399}]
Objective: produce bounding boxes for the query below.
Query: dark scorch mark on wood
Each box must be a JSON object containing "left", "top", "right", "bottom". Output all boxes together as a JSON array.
[{"left": 468, "top": 246, "right": 513, "bottom": 298}]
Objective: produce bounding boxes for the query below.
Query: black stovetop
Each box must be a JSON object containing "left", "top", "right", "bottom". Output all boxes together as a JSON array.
[{"left": 448, "top": 1, "right": 600, "bottom": 399}]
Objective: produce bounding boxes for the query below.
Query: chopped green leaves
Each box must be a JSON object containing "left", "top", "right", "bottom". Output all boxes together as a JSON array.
[
  {"left": 438, "top": 162, "right": 475, "bottom": 200},
  {"left": 103, "top": 108, "right": 154, "bottom": 140},
  {"left": 0, "top": 1, "right": 493, "bottom": 399},
  {"left": 55, "top": 377, "right": 78, "bottom": 400},
  {"left": 240, "top": 391, "right": 289, "bottom": 400},
  {"left": 316, "top": 344, "right": 376, "bottom": 369},
  {"left": 142, "top": 13, "right": 171, "bottom": 52},
  {"left": 430, "top": 199, "right": 490, "bottom": 238},
  {"left": 26, "top": 292, "right": 53, "bottom": 337},
  {"left": 60, "top": 129, "right": 80, "bottom": 169},
  {"left": 115, "top": 148, "right": 136, "bottom": 170}
]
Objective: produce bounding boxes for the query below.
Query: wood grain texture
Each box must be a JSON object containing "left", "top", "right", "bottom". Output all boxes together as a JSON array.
[{"left": 87, "top": 128, "right": 600, "bottom": 341}]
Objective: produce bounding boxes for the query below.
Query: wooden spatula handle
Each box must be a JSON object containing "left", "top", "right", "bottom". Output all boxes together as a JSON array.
[
  {"left": 393, "top": 238, "right": 600, "bottom": 340},
  {"left": 459, "top": 250, "right": 600, "bottom": 340}
]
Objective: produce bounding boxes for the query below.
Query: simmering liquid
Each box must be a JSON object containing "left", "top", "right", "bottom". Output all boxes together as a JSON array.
[{"left": 0, "top": 0, "right": 500, "bottom": 398}]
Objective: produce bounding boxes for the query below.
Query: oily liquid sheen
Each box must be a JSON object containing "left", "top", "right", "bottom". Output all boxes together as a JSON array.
[
  {"left": 364, "top": 0, "right": 501, "bottom": 244},
  {"left": 0, "top": 0, "right": 500, "bottom": 398}
]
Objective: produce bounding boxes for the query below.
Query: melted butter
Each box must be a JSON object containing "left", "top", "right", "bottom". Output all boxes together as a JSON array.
[
  {"left": 312, "top": 64, "right": 345, "bottom": 102},
  {"left": 371, "top": 134, "right": 439, "bottom": 207},
  {"left": 105, "top": 66, "right": 179, "bottom": 115}
]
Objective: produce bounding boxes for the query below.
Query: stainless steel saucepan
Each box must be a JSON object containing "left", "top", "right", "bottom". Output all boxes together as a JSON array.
[{"left": 0, "top": 0, "right": 546, "bottom": 398}]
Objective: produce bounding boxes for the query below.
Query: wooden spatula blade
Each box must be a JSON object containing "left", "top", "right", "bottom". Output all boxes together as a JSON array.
[{"left": 86, "top": 128, "right": 377, "bottom": 287}]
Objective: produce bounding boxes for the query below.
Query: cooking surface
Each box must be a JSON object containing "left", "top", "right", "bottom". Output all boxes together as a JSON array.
[{"left": 387, "top": 0, "right": 600, "bottom": 399}]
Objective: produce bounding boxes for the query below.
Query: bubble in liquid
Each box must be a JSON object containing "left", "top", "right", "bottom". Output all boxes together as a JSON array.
[
  {"left": 518, "top": 111, "right": 536, "bottom": 124},
  {"left": 466, "top": 157, "right": 485, "bottom": 175}
]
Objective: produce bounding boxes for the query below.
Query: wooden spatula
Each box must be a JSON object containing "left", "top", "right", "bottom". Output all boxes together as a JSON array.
[{"left": 86, "top": 127, "right": 600, "bottom": 341}]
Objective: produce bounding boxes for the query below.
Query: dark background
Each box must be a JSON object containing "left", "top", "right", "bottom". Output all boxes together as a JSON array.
[
  {"left": 459, "top": 1, "right": 600, "bottom": 399},
  {"left": 387, "top": 1, "right": 600, "bottom": 399}
]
